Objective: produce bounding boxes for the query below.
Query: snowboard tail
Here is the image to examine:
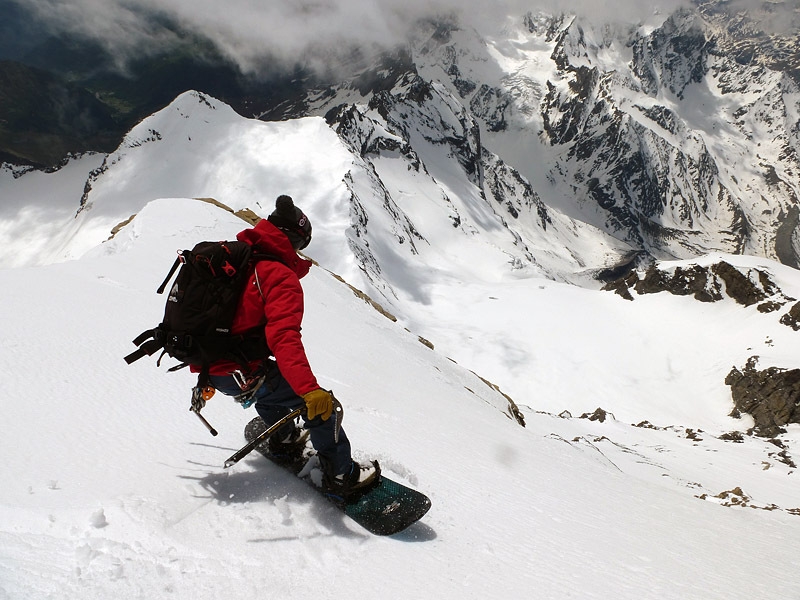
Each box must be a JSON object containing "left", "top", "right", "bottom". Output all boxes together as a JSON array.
[{"left": 244, "top": 417, "right": 431, "bottom": 536}]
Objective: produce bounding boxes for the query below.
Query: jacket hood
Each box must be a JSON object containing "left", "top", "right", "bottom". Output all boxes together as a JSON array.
[{"left": 237, "top": 219, "right": 312, "bottom": 278}]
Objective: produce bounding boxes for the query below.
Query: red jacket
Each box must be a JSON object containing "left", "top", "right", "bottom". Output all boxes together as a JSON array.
[{"left": 207, "top": 219, "right": 319, "bottom": 396}]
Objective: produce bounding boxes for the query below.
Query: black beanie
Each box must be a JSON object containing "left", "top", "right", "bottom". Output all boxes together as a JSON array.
[{"left": 267, "top": 195, "right": 312, "bottom": 250}]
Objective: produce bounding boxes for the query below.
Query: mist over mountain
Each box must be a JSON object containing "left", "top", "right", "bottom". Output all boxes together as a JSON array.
[{"left": 12, "top": 0, "right": 692, "bottom": 68}]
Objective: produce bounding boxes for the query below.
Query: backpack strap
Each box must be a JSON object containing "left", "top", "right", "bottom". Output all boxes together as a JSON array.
[
  {"left": 124, "top": 253, "right": 185, "bottom": 365},
  {"left": 123, "top": 328, "right": 164, "bottom": 364},
  {"left": 157, "top": 255, "right": 183, "bottom": 294}
]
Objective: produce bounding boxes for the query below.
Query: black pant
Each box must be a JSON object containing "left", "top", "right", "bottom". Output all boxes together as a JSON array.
[{"left": 210, "top": 368, "right": 353, "bottom": 476}]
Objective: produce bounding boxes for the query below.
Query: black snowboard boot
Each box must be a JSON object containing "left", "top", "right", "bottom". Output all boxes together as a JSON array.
[
  {"left": 267, "top": 426, "right": 310, "bottom": 467},
  {"left": 323, "top": 460, "right": 381, "bottom": 500}
]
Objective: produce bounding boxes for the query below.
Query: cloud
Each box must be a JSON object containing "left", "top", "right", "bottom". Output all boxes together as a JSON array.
[
  {"left": 19, "top": 0, "right": 461, "bottom": 72},
  {"left": 16, "top": 0, "right": 795, "bottom": 76},
  {"left": 722, "top": 0, "right": 800, "bottom": 35},
  {"left": 15, "top": 0, "right": 184, "bottom": 69}
]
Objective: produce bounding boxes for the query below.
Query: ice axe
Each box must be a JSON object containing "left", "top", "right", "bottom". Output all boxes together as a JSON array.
[
  {"left": 223, "top": 393, "right": 343, "bottom": 469},
  {"left": 191, "top": 407, "right": 219, "bottom": 436},
  {"left": 190, "top": 384, "right": 219, "bottom": 436}
]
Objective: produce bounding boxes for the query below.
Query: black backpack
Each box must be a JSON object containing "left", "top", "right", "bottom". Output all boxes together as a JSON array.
[{"left": 124, "top": 240, "right": 277, "bottom": 380}]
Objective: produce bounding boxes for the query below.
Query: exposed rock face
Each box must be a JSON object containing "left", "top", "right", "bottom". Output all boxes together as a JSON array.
[
  {"left": 779, "top": 301, "right": 800, "bottom": 330},
  {"left": 537, "top": 7, "right": 800, "bottom": 264},
  {"left": 602, "top": 259, "right": 792, "bottom": 308},
  {"left": 413, "top": 5, "right": 800, "bottom": 268},
  {"left": 726, "top": 357, "right": 800, "bottom": 437},
  {"left": 314, "top": 60, "right": 617, "bottom": 291}
]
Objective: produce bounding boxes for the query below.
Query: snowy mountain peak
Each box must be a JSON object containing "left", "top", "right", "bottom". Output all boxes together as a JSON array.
[{"left": 391, "top": 5, "right": 800, "bottom": 269}]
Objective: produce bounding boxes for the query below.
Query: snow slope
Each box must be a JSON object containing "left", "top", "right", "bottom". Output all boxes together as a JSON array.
[
  {"left": 1, "top": 197, "right": 799, "bottom": 600},
  {"left": 0, "top": 154, "right": 106, "bottom": 269}
]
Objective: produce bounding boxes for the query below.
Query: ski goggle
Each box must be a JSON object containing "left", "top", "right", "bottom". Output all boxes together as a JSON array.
[
  {"left": 293, "top": 230, "right": 311, "bottom": 251},
  {"left": 295, "top": 215, "right": 312, "bottom": 250},
  {"left": 281, "top": 218, "right": 312, "bottom": 251}
]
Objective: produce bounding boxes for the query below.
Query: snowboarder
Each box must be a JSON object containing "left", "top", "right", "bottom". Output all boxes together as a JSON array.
[{"left": 202, "top": 195, "right": 379, "bottom": 498}]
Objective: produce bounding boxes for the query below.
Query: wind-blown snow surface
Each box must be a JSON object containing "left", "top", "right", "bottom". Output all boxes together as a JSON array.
[
  {"left": 1, "top": 198, "right": 799, "bottom": 599},
  {"left": 2, "top": 92, "right": 800, "bottom": 598}
]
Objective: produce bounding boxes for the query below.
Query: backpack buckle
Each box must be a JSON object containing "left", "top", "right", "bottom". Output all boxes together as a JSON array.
[{"left": 221, "top": 260, "right": 237, "bottom": 277}]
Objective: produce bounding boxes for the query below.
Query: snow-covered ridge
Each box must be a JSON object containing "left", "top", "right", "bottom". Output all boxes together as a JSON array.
[
  {"left": 1, "top": 88, "right": 630, "bottom": 291},
  {"left": 0, "top": 92, "right": 359, "bottom": 273}
]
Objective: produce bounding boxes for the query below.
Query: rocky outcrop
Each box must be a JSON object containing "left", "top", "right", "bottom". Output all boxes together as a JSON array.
[
  {"left": 603, "top": 259, "right": 791, "bottom": 306},
  {"left": 779, "top": 301, "right": 800, "bottom": 330},
  {"left": 726, "top": 357, "right": 800, "bottom": 437}
]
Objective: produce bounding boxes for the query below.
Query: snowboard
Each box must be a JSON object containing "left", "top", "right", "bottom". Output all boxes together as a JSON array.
[{"left": 244, "top": 417, "right": 431, "bottom": 536}]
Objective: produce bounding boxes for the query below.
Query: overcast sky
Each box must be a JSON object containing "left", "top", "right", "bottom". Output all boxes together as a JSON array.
[{"left": 14, "top": 0, "right": 797, "bottom": 74}]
